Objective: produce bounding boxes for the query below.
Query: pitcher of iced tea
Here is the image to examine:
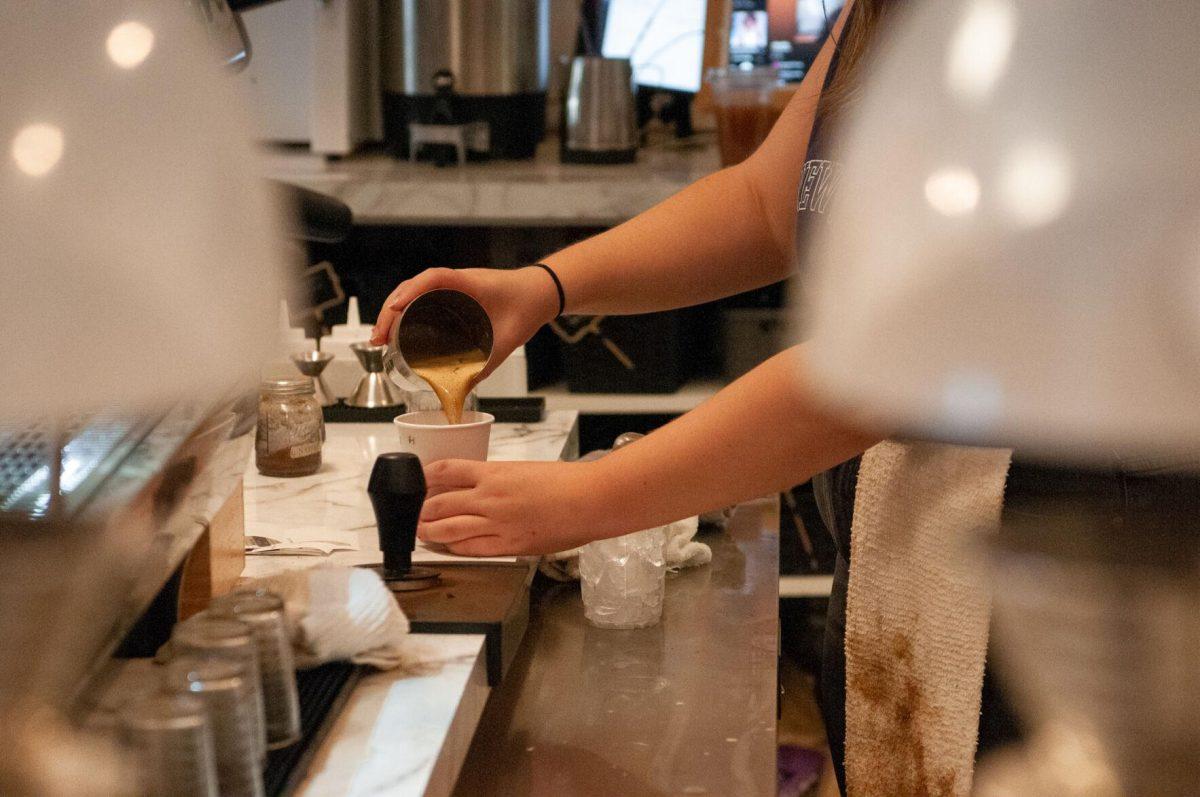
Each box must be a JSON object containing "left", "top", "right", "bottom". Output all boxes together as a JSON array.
[{"left": 706, "top": 66, "right": 781, "bottom": 167}]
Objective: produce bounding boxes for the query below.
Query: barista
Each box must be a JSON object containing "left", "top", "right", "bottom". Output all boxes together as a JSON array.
[
  {"left": 369, "top": 2, "right": 882, "bottom": 786},
  {"left": 370, "top": 0, "right": 1196, "bottom": 792},
  {"left": 373, "top": 3, "right": 881, "bottom": 784},
  {"left": 369, "top": 0, "right": 874, "bottom": 559}
]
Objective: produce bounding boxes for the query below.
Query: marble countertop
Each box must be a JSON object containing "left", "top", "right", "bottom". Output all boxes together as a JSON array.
[
  {"left": 87, "top": 638, "right": 489, "bottom": 797},
  {"left": 242, "top": 411, "right": 579, "bottom": 574},
  {"left": 264, "top": 136, "right": 720, "bottom": 227},
  {"left": 296, "top": 635, "right": 490, "bottom": 797}
]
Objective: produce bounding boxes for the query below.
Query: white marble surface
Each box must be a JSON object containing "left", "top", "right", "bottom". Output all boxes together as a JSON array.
[
  {"left": 265, "top": 136, "right": 720, "bottom": 227},
  {"left": 295, "top": 635, "right": 489, "bottom": 797},
  {"left": 243, "top": 411, "right": 579, "bottom": 575}
]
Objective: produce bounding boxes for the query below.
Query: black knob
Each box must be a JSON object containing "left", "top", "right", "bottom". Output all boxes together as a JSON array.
[{"left": 367, "top": 453, "right": 426, "bottom": 578}]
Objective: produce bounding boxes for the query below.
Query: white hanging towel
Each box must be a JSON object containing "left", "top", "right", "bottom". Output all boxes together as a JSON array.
[{"left": 845, "top": 440, "right": 1011, "bottom": 796}]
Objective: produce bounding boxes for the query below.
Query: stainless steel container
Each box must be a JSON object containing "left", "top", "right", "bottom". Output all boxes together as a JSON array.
[
  {"left": 381, "top": 0, "right": 551, "bottom": 159},
  {"left": 561, "top": 56, "right": 638, "bottom": 164},
  {"left": 384, "top": 0, "right": 549, "bottom": 96},
  {"left": 348, "top": 343, "right": 404, "bottom": 408},
  {"left": 383, "top": 289, "right": 494, "bottom": 392}
]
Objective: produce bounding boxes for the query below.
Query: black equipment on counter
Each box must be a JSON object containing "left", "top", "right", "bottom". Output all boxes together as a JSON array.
[
  {"left": 323, "top": 398, "right": 545, "bottom": 425},
  {"left": 364, "top": 452, "right": 440, "bottom": 590},
  {"left": 273, "top": 182, "right": 352, "bottom": 338}
]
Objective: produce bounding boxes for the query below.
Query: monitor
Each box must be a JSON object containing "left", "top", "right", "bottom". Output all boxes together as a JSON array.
[
  {"left": 601, "top": 0, "right": 709, "bottom": 94},
  {"left": 730, "top": 0, "right": 845, "bottom": 83}
]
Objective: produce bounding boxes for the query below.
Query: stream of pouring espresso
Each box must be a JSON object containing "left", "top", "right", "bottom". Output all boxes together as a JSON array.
[{"left": 410, "top": 349, "right": 487, "bottom": 424}]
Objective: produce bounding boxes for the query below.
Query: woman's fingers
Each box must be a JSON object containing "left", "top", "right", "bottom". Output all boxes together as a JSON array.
[
  {"left": 417, "top": 515, "right": 491, "bottom": 545},
  {"left": 387, "top": 268, "right": 464, "bottom": 311},
  {"left": 446, "top": 536, "right": 508, "bottom": 557},
  {"left": 369, "top": 281, "right": 412, "bottom": 344},
  {"left": 423, "top": 459, "right": 481, "bottom": 495},
  {"left": 419, "top": 490, "right": 479, "bottom": 523},
  {"left": 369, "top": 306, "right": 400, "bottom": 345},
  {"left": 369, "top": 268, "right": 467, "bottom": 344}
]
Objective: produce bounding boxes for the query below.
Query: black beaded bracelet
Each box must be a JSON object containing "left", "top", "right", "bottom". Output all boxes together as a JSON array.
[{"left": 531, "top": 262, "right": 566, "bottom": 317}]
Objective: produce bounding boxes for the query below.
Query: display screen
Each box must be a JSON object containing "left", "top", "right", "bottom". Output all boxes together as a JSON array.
[
  {"left": 730, "top": 0, "right": 845, "bottom": 83},
  {"left": 601, "top": 0, "right": 709, "bottom": 94}
]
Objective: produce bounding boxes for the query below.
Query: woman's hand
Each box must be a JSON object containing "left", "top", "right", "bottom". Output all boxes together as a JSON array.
[
  {"left": 369, "top": 266, "right": 559, "bottom": 381},
  {"left": 417, "top": 458, "right": 610, "bottom": 557}
]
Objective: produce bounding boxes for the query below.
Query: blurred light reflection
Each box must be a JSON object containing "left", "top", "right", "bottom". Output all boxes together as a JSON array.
[
  {"left": 11, "top": 123, "right": 64, "bottom": 177},
  {"left": 106, "top": 21, "right": 155, "bottom": 69},
  {"left": 946, "top": 0, "right": 1017, "bottom": 102},
  {"left": 924, "top": 167, "right": 981, "bottom": 217},
  {"left": 1000, "top": 142, "right": 1073, "bottom": 227}
]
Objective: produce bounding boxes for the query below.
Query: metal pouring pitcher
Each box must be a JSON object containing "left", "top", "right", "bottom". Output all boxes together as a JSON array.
[{"left": 383, "top": 289, "right": 494, "bottom": 391}]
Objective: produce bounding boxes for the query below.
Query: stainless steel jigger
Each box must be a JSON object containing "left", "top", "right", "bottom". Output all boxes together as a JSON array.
[
  {"left": 383, "top": 289, "right": 494, "bottom": 391},
  {"left": 348, "top": 342, "right": 402, "bottom": 408},
  {"left": 291, "top": 350, "right": 336, "bottom": 407}
]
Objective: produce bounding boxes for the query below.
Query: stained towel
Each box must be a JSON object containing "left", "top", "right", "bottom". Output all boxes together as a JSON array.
[{"left": 845, "top": 440, "right": 1011, "bottom": 797}]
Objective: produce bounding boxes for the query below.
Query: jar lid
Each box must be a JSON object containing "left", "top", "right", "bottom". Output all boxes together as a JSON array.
[{"left": 260, "top": 377, "right": 315, "bottom": 397}]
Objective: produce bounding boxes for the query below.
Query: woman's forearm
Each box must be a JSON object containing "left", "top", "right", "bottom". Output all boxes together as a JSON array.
[
  {"left": 541, "top": 164, "right": 795, "bottom": 315},
  {"left": 414, "top": 344, "right": 878, "bottom": 557},
  {"left": 582, "top": 345, "right": 880, "bottom": 538},
  {"left": 538, "top": 20, "right": 845, "bottom": 318}
]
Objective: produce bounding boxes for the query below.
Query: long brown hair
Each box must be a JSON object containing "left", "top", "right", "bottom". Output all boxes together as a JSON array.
[{"left": 818, "top": 0, "right": 907, "bottom": 124}]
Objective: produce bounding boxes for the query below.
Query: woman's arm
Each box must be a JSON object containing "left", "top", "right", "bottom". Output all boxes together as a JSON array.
[
  {"left": 371, "top": 26, "right": 844, "bottom": 346},
  {"left": 417, "top": 344, "right": 879, "bottom": 556},
  {"left": 537, "top": 48, "right": 835, "bottom": 316}
]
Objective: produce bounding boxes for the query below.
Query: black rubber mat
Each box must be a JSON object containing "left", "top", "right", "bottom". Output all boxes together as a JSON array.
[{"left": 262, "top": 661, "right": 363, "bottom": 797}]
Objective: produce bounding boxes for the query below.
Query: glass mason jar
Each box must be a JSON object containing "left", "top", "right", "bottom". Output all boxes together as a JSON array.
[{"left": 255, "top": 378, "right": 323, "bottom": 477}]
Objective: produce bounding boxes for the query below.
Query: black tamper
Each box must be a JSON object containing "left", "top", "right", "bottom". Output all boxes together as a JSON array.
[{"left": 362, "top": 452, "right": 440, "bottom": 591}]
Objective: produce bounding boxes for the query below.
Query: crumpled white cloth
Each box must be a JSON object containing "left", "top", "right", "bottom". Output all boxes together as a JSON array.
[
  {"left": 538, "top": 515, "right": 712, "bottom": 582},
  {"left": 245, "top": 565, "right": 411, "bottom": 669}
]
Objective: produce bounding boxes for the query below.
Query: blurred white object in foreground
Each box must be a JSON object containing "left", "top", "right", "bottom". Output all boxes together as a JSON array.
[
  {"left": 803, "top": 0, "right": 1200, "bottom": 460},
  {"left": 0, "top": 1, "right": 285, "bottom": 419},
  {"left": 801, "top": 2, "right": 1200, "bottom": 795},
  {"left": 0, "top": 2, "right": 284, "bottom": 794}
]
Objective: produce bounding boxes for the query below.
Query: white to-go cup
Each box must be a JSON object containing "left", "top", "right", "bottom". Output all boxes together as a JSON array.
[{"left": 393, "top": 410, "right": 494, "bottom": 464}]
